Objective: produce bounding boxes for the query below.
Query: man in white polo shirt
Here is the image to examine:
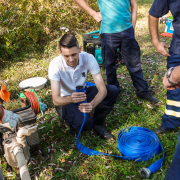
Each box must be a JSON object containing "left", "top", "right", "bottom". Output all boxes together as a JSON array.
[{"left": 48, "top": 33, "right": 119, "bottom": 140}]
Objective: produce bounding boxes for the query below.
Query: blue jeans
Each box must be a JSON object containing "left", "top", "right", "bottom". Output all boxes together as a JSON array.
[
  {"left": 100, "top": 26, "right": 149, "bottom": 96},
  {"left": 56, "top": 85, "right": 119, "bottom": 131},
  {"left": 162, "top": 53, "right": 180, "bottom": 130}
]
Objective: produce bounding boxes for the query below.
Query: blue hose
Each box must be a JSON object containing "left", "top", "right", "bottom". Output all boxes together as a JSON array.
[
  {"left": 85, "top": 82, "right": 95, "bottom": 87},
  {"left": 76, "top": 115, "right": 164, "bottom": 178},
  {"left": 76, "top": 83, "right": 164, "bottom": 178}
]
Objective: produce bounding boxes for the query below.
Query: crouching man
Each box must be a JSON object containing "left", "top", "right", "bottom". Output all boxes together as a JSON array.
[{"left": 48, "top": 33, "right": 119, "bottom": 140}]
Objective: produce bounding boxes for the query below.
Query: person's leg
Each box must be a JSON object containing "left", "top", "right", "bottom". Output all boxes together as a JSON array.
[
  {"left": 164, "top": 130, "right": 180, "bottom": 180},
  {"left": 155, "top": 53, "right": 180, "bottom": 134},
  {"left": 0, "top": 170, "right": 3, "bottom": 180},
  {"left": 55, "top": 103, "right": 93, "bottom": 133},
  {"left": 121, "top": 26, "right": 149, "bottom": 95},
  {"left": 100, "top": 33, "right": 121, "bottom": 92},
  {"left": 86, "top": 85, "right": 119, "bottom": 139},
  {"left": 121, "top": 26, "right": 158, "bottom": 103},
  {"left": 86, "top": 85, "right": 119, "bottom": 107}
]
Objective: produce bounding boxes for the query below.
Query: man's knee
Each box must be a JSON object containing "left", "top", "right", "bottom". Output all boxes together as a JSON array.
[
  {"left": 102, "top": 85, "right": 119, "bottom": 106},
  {"left": 107, "top": 85, "right": 119, "bottom": 98}
]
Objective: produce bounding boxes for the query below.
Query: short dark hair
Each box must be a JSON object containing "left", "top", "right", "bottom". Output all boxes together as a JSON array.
[{"left": 59, "top": 33, "right": 79, "bottom": 51}]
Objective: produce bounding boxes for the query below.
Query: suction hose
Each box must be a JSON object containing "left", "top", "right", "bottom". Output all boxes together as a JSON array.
[{"left": 13, "top": 146, "right": 31, "bottom": 180}]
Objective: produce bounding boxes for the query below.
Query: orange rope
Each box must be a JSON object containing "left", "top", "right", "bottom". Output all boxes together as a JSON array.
[{"left": 23, "top": 91, "right": 40, "bottom": 114}]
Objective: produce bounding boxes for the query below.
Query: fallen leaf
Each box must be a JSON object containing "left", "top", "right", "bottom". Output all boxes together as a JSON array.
[
  {"left": 61, "top": 159, "right": 65, "bottom": 163},
  {"left": 48, "top": 163, "right": 56, "bottom": 166},
  {"left": 105, "top": 166, "right": 111, "bottom": 169},
  {"left": 55, "top": 168, "right": 65, "bottom": 171}
]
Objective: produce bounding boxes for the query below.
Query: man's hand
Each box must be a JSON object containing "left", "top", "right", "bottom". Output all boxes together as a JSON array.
[
  {"left": 153, "top": 41, "right": 170, "bottom": 57},
  {"left": 163, "top": 72, "right": 180, "bottom": 90},
  {"left": 2, "top": 109, "right": 22, "bottom": 130},
  {"left": 92, "top": 12, "right": 102, "bottom": 22},
  {"left": 78, "top": 103, "right": 93, "bottom": 113},
  {"left": 74, "top": 0, "right": 102, "bottom": 22},
  {"left": 149, "top": 15, "right": 171, "bottom": 57},
  {"left": 71, "top": 92, "right": 87, "bottom": 103}
]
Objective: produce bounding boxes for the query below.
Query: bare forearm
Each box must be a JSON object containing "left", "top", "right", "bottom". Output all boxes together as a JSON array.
[
  {"left": 74, "top": 0, "right": 102, "bottom": 22},
  {"left": 91, "top": 89, "right": 107, "bottom": 109},
  {"left": 53, "top": 96, "right": 72, "bottom": 106},
  {"left": 131, "top": 1, "right": 137, "bottom": 28},
  {"left": 149, "top": 15, "right": 159, "bottom": 45},
  {"left": 74, "top": 0, "right": 96, "bottom": 17},
  {"left": 149, "top": 15, "right": 170, "bottom": 56}
]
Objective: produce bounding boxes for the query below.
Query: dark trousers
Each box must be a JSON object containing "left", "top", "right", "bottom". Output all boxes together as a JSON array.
[
  {"left": 101, "top": 26, "right": 149, "bottom": 96},
  {"left": 0, "top": 170, "right": 2, "bottom": 180},
  {"left": 164, "top": 130, "right": 180, "bottom": 180},
  {"left": 162, "top": 53, "right": 180, "bottom": 130},
  {"left": 56, "top": 85, "right": 119, "bottom": 131}
]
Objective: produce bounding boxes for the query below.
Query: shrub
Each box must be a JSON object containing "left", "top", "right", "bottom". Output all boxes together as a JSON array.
[{"left": 0, "top": 0, "right": 100, "bottom": 63}]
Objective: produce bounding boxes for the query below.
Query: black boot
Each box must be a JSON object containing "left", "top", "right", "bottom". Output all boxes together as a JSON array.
[
  {"left": 93, "top": 104, "right": 113, "bottom": 140},
  {"left": 137, "top": 93, "right": 159, "bottom": 104}
]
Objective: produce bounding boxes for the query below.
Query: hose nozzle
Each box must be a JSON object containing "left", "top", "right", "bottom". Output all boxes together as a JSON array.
[
  {"left": 76, "top": 85, "right": 87, "bottom": 105},
  {"left": 139, "top": 167, "right": 151, "bottom": 179}
]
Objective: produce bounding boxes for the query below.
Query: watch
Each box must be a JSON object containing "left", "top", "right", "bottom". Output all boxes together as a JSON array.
[{"left": 166, "top": 67, "right": 178, "bottom": 86}]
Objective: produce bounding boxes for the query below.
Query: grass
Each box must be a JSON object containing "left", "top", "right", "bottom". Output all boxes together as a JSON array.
[{"left": 0, "top": 0, "right": 176, "bottom": 180}]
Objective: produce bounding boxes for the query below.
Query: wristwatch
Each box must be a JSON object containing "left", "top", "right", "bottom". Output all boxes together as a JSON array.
[{"left": 166, "top": 67, "right": 178, "bottom": 85}]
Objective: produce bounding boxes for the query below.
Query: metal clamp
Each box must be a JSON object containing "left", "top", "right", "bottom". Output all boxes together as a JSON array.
[{"left": 139, "top": 167, "right": 151, "bottom": 179}]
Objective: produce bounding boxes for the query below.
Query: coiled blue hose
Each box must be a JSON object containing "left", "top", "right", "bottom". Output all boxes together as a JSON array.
[
  {"left": 76, "top": 115, "right": 164, "bottom": 179},
  {"left": 76, "top": 82, "right": 164, "bottom": 178}
]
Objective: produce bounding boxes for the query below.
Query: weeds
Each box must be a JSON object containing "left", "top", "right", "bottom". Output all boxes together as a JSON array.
[{"left": 0, "top": 0, "right": 176, "bottom": 179}]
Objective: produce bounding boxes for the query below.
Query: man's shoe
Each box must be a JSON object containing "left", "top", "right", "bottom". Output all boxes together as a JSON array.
[
  {"left": 64, "top": 121, "right": 79, "bottom": 135},
  {"left": 93, "top": 125, "right": 113, "bottom": 140},
  {"left": 137, "top": 93, "right": 159, "bottom": 104},
  {"left": 154, "top": 126, "right": 168, "bottom": 134},
  {"left": 69, "top": 128, "right": 79, "bottom": 135}
]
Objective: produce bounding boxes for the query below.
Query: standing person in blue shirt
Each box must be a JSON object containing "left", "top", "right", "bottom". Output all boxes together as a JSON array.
[
  {"left": 73, "top": 0, "right": 159, "bottom": 103},
  {"left": 149, "top": 0, "right": 180, "bottom": 134}
]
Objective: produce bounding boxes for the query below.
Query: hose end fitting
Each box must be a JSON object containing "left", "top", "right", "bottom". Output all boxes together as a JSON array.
[{"left": 139, "top": 167, "right": 151, "bottom": 179}]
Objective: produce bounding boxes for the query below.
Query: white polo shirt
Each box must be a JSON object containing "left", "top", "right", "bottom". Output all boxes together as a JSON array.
[{"left": 48, "top": 51, "right": 100, "bottom": 96}]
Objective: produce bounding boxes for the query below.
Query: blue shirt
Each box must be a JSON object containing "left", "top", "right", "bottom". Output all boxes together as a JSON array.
[
  {"left": 149, "top": 0, "right": 180, "bottom": 54},
  {"left": 97, "top": 0, "right": 132, "bottom": 34}
]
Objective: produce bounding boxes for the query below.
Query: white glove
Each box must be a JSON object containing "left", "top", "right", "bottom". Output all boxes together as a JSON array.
[{"left": 2, "top": 109, "right": 22, "bottom": 130}]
